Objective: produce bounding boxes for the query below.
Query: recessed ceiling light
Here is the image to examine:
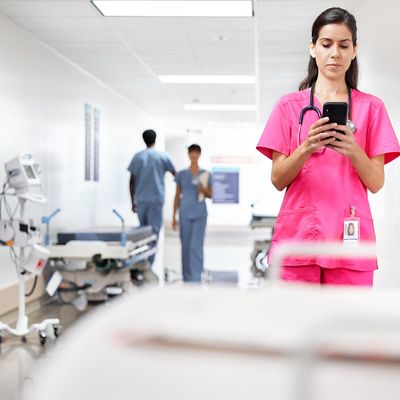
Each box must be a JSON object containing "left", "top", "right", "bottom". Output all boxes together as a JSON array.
[
  {"left": 184, "top": 104, "right": 256, "bottom": 111},
  {"left": 159, "top": 75, "right": 256, "bottom": 84},
  {"left": 214, "top": 35, "right": 229, "bottom": 41},
  {"left": 92, "top": 1, "right": 253, "bottom": 17}
]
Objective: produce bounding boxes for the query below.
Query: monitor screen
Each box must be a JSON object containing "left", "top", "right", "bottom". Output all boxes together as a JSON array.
[{"left": 23, "top": 165, "right": 36, "bottom": 180}]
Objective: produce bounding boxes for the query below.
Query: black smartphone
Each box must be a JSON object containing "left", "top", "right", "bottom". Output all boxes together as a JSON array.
[{"left": 322, "top": 102, "right": 348, "bottom": 140}]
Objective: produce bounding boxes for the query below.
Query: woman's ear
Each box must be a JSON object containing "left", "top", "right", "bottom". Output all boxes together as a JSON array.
[
  {"left": 309, "top": 41, "right": 316, "bottom": 58},
  {"left": 352, "top": 45, "right": 358, "bottom": 60}
]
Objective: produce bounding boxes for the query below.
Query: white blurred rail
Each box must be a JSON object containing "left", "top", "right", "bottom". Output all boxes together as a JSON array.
[{"left": 269, "top": 242, "right": 377, "bottom": 283}]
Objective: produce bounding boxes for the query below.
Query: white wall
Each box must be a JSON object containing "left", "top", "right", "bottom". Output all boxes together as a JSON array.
[
  {"left": 357, "top": 0, "right": 400, "bottom": 287},
  {"left": 165, "top": 123, "right": 284, "bottom": 227},
  {"left": 0, "top": 15, "right": 161, "bottom": 286}
]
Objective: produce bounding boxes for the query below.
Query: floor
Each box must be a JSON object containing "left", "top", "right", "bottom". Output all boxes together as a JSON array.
[{"left": 0, "top": 300, "right": 100, "bottom": 400}]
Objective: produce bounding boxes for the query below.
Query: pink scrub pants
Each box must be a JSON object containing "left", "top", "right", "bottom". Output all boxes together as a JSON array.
[{"left": 281, "top": 265, "right": 374, "bottom": 287}]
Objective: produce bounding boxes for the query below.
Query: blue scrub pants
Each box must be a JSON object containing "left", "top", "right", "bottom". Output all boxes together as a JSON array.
[
  {"left": 136, "top": 202, "right": 163, "bottom": 266},
  {"left": 179, "top": 216, "right": 207, "bottom": 282}
]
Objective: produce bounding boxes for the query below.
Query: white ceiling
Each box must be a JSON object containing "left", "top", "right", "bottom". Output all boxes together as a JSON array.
[{"left": 0, "top": 0, "right": 365, "bottom": 128}]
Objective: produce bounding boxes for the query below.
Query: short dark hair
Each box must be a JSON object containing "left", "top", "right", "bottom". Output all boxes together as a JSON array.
[
  {"left": 188, "top": 144, "right": 201, "bottom": 153},
  {"left": 142, "top": 130, "right": 156, "bottom": 146}
]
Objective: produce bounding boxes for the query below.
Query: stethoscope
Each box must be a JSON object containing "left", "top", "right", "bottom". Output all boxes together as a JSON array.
[{"left": 297, "top": 83, "right": 356, "bottom": 146}]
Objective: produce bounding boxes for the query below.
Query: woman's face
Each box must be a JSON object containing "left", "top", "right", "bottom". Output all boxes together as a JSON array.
[
  {"left": 310, "top": 23, "right": 357, "bottom": 81},
  {"left": 348, "top": 223, "right": 354, "bottom": 235},
  {"left": 189, "top": 150, "right": 201, "bottom": 163}
]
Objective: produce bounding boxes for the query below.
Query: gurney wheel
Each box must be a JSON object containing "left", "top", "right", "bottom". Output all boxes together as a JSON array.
[
  {"left": 39, "top": 331, "right": 47, "bottom": 346},
  {"left": 53, "top": 324, "right": 62, "bottom": 338}
]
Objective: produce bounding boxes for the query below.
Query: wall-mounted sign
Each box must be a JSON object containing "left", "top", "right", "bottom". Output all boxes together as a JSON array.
[
  {"left": 84, "top": 103, "right": 100, "bottom": 182},
  {"left": 93, "top": 107, "right": 100, "bottom": 182},
  {"left": 212, "top": 167, "right": 239, "bottom": 204},
  {"left": 84, "top": 104, "right": 92, "bottom": 181}
]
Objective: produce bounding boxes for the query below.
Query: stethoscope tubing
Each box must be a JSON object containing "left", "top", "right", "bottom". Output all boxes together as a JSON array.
[{"left": 297, "top": 83, "right": 353, "bottom": 147}]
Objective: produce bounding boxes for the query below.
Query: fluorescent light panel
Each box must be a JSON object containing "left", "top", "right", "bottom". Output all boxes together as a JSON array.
[
  {"left": 184, "top": 104, "right": 256, "bottom": 111},
  {"left": 159, "top": 75, "right": 256, "bottom": 84},
  {"left": 92, "top": 1, "right": 253, "bottom": 17}
]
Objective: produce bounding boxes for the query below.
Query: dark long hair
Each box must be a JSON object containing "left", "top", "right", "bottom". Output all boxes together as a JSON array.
[{"left": 298, "top": 7, "right": 358, "bottom": 90}]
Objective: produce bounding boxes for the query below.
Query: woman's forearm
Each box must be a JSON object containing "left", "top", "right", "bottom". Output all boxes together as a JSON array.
[
  {"left": 204, "top": 185, "right": 212, "bottom": 198},
  {"left": 173, "top": 195, "right": 180, "bottom": 219},
  {"left": 350, "top": 149, "right": 384, "bottom": 193},
  {"left": 271, "top": 145, "right": 311, "bottom": 191}
]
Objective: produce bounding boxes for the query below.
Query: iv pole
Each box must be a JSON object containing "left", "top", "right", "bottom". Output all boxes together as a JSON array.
[{"left": 0, "top": 155, "right": 61, "bottom": 345}]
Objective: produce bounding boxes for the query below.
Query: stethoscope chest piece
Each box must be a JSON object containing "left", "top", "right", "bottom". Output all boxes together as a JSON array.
[{"left": 347, "top": 119, "right": 356, "bottom": 133}]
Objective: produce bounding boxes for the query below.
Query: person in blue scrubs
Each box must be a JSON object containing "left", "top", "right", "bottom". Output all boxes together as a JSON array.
[
  {"left": 128, "top": 130, "right": 176, "bottom": 266},
  {"left": 172, "top": 144, "right": 212, "bottom": 282}
]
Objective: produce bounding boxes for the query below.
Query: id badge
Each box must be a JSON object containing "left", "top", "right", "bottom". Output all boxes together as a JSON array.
[{"left": 343, "top": 217, "right": 360, "bottom": 247}]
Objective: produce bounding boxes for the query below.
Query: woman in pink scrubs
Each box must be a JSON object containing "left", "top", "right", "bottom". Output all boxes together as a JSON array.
[{"left": 257, "top": 7, "right": 400, "bottom": 286}]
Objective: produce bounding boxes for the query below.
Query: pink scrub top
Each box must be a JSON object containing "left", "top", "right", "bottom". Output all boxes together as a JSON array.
[{"left": 257, "top": 89, "right": 400, "bottom": 271}]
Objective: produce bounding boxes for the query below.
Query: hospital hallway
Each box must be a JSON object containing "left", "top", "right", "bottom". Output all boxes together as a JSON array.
[{"left": 0, "top": 0, "right": 400, "bottom": 399}]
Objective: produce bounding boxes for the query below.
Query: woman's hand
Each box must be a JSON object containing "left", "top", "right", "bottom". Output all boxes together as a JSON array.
[
  {"left": 173, "top": 185, "right": 181, "bottom": 230},
  {"left": 301, "top": 117, "right": 337, "bottom": 155},
  {"left": 198, "top": 183, "right": 212, "bottom": 198},
  {"left": 325, "top": 124, "right": 358, "bottom": 157},
  {"left": 326, "top": 125, "right": 385, "bottom": 193}
]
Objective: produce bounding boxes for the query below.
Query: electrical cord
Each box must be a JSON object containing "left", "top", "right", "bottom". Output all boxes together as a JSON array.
[
  {"left": 57, "top": 280, "right": 93, "bottom": 304},
  {"left": 25, "top": 275, "right": 38, "bottom": 297},
  {"left": 2, "top": 177, "right": 39, "bottom": 297},
  {"left": 4, "top": 196, "right": 14, "bottom": 219},
  {"left": 0, "top": 177, "right": 10, "bottom": 220},
  {"left": 58, "top": 280, "right": 92, "bottom": 292},
  {"left": 3, "top": 176, "right": 42, "bottom": 297},
  {"left": 10, "top": 246, "right": 38, "bottom": 297},
  {"left": 1, "top": 182, "right": 18, "bottom": 222},
  {"left": 9, "top": 247, "right": 20, "bottom": 274}
]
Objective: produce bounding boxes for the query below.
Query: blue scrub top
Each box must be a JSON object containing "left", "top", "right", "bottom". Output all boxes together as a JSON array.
[
  {"left": 128, "top": 148, "right": 175, "bottom": 204},
  {"left": 176, "top": 169, "right": 211, "bottom": 219}
]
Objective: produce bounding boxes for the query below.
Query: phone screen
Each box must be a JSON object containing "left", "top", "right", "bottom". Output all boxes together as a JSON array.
[
  {"left": 322, "top": 102, "right": 347, "bottom": 125},
  {"left": 322, "top": 102, "right": 348, "bottom": 140}
]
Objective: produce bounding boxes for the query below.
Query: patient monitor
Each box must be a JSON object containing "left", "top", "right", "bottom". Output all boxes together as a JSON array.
[
  {"left": 5, "top": 153, "right": 40, "bottom": 189},
  {"left": 5, "top": 153, "right": 45, "bottom": 203},
  {"left": 0, "top": 154, "right": 46, "bottom": 248}
]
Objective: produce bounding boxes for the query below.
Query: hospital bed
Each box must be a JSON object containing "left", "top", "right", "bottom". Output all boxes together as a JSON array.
[
  {"left": 26, "top": 242, "right": 400, "bottom": 400},
  {"left": 26, "top": 282, "right": 400, "bottom": 400},
  {"left": 46, "top": 225, "right": 157, "bottom": 306},
  {"left": 249, "top": 202, "right": 277, "bottom": 278}
]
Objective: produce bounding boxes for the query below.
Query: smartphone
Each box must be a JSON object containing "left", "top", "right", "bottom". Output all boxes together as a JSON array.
[{"left": 322, "top": 102, "right": 348, "bottom": 140}]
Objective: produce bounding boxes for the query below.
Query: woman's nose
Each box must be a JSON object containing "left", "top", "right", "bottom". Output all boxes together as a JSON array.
[{"left": 330, "top": 44, "right": 341, "bottom": 58}]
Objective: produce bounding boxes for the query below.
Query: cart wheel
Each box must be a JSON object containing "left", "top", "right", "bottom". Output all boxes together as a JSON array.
[
  {"left": 39, "top": 331, "right": 47, "bottom": 346},
  {"left": 21, "top": 336, "right": 27, "bottom": 343},
  {"left": 53, "top": 324, "right": 62, "bottom": 338}
]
